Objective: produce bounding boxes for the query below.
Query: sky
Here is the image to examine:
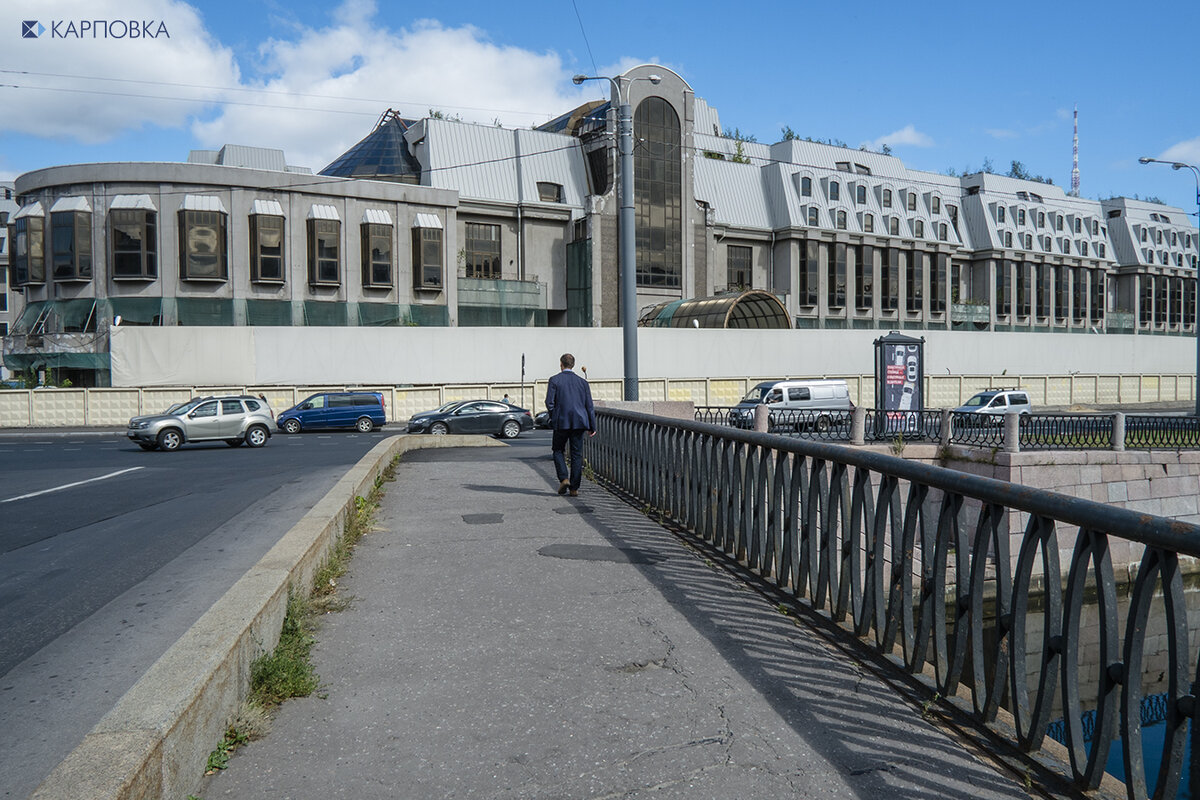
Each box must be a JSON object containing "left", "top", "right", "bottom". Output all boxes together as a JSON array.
[{"left": 2, "top": 0, "right": 1199, "bottom": 219}]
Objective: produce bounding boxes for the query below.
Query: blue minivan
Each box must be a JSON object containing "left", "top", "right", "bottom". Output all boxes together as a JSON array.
[{"left": 277, "top": 392, "right": 386, "bottom": 434}]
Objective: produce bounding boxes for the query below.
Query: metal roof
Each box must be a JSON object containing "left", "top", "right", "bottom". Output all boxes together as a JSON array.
[
  {"left": 639, "top": 290, "right": 791, "bottom": 329},
  {"left": 181, "top": 195, "right": 227, "bottom": 213},
  {"left": 250, "top": 199, "right": 284, "bottom": 216},
  {"left": 110, "top": 194, "right": 157, "bottom": 211},
  {"left": 321, "top": 110, "right": 422, "bottom": 181}
]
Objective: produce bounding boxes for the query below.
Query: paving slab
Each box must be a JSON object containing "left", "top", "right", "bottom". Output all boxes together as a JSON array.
[{"left": 201, "top": 441, "right": 1032, "bottom": 799}]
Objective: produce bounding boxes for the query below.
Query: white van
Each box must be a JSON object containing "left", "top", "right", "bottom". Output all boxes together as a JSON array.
[{"left": 730, "top": 379, "right": 854, "bottom": 431}]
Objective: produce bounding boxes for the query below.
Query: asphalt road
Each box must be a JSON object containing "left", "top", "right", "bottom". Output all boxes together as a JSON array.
[{"left": 0, "top": 427, "right": 395, "bottom": 799}]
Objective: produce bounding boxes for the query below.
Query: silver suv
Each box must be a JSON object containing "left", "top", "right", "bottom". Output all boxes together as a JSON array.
[
  {"left": 954, "top": 387, "right": 1033, "bottom": 423},
  {"left": 127, "top": 395, "right": 274, "bottom": 451}
]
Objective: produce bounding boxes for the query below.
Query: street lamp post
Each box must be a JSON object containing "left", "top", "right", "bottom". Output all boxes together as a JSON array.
[
  {"left": 1139, "top": 157, "right": 1200, "bottom": 416},
  {"left": 574, "top": 71, "right": 661, "bottom": 401}
]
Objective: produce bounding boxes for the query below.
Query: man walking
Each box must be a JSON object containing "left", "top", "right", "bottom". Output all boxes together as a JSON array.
[{"left": 545, "top": 353, "right": 596, "bottom": 497}]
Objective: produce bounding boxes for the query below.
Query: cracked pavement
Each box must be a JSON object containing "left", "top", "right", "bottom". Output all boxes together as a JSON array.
[{"left": 203, "top": 440, "right": 1034, "bottom": 799}]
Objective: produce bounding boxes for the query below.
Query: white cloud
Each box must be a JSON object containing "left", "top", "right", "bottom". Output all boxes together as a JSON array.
[
  {"left": 986, "top": 128, "right": 1019, "bottom": 140},
  {"left": 192, "top": 5, "right": 597, "bottom": 171},
  {"left": 862, "top": 125, "right": 933, "bottom": 151},
  {"left": 0, "top": 0, "right": 239, "bottom": 143},
  {"left": 1162, "top": 137, "right": 1200, "bottom": 165}
]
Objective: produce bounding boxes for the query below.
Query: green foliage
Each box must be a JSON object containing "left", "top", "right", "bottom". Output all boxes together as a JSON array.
[
  {"left": 732, "top": 140, "right": 750, "bottom": 165},
  {"left": 781, "top": 125, "right": 798, "bottom": 141},
  {"left": 1007, "top": 160, "right": 1054, "bottom": 185},
  {"left": 703, "top": 151, "right": 726, "bottom": 160},
  {"left": 722, "top": 126, "right": 757, "bottom": 143},
  {"left": 250, "top": 594, "right": 319, "bottom": 707}
]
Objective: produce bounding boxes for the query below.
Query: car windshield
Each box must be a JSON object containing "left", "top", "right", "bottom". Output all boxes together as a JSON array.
[
  {"left": 167, "top": 398, "right": 205, "bottom": 415},
  {"left": 741, "top": 384, "right": 777, "bottom": 403},
  {"left": 961, "top": 393, "right": 995, "bottom": 408}
]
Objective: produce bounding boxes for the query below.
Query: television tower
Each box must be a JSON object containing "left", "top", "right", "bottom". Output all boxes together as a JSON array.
[{"left": 1070, "top": 104, "right": 1080, "bottom": 197}]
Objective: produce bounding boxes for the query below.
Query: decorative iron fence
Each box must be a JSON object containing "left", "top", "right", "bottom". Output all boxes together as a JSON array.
[
  {"left": 769, "top": 409, "right": 855, "bottom": 440},
  {"left": 1018, "top": 414, "right": 1115, "bottom": 450},
  {"left": 863, "top": 409, "right": 943, "bottom": 442},
  {"left": 1125, "top": 415, "right": 1200, "bottom": 449},
  {"left": 589, "top": 408, "right": 1200, "bottom": 799}
]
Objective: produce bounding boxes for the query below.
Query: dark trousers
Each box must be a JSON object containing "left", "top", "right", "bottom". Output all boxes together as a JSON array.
[{"left": 551, "top": 428, "right": 586, "bottom": 490}]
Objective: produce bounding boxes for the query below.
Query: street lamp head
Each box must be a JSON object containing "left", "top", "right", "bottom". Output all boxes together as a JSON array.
[
  {"left": 572, "top": 74, "right": 588, "bottom": 85},
  {"left": 1172, "top": 163, "right": 1188, "bottom": 170},
  {"left": 647, "top": 74, "right": 662, "bottom": 85},
  {"left": 1138, "top": 157, "right": 1154, "bottom": 164}
]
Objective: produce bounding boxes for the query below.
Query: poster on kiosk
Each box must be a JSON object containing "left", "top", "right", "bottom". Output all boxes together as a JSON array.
[{"left": 873, "top": 331, "right": 925, "bottom": 435}]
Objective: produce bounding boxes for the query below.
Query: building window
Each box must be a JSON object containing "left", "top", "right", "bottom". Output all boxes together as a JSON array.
[
  {"left": 179, "top": 210, "right": 228, "bottom": 281},
  {"left": 536, "top": 182, "right": 563, "bottom": 203},
  {"left": 906, "top": 192, "right": 917, "bottom": 212},
  {"left": 1004, "top": 231, "right": 1013, "bottom": 248},
  {"left": 51, "top": 210, "right": 92, "bottom": 281},
  {"left": 1016, "top": 262, "right": 1031, "bottom": 316},
  {"left": 997, "top": 206, "right": 1006, "bottom": 223},
  {"left": 836, "top": 209, "right": 847, "bottom": 230},
  {"left": 307, "top": 218, "right": 341, "bottom": 285},
  {"left": 855, "top": 184, "right": 867, "bottom": 204},
  {"left": 996, "top": 260, "right": 1011, "bottom": 316},
  {"left": 1184, "top": 279, "right": 1196, "bottom": 327},
  {"left": 799, "top": 240, "right": 819, "bottom": 306},
  {"left": 727, "top": 245, "right": 752, "bottom": 289},
  {"left": 888, "top": 216, "right": 900, "bottom": 235},
  {"left": 1074, "top": 218, "right": 1082, "bottom": 234},
  {"left": 906, "top": 251, "right": 923, "bottom": 312},
  {"left": 931, "top": 196, "right": 941, "bottom": 214},
  {"left": 828, "top": 243, "right": 846, "bottom": 309},
  {"left": 1092, "top": 219, "right": 1100, "bottom": 236},
  {"left": 882, "top": 247, "right": 899, "bottom": 310},
  {"left": 1072, "top": 267, "right": 1086, "bottom": 322},
  {"left": 361, "top": 223, "right": 393, "bottom": 288},
  {"left": 801, "top": 176, "right": 812, "bottom": 197},
  {"left": 1080, "top": 241, "right": 1088, "bottom": 257},
  {"left": 1091, "top": 269, "right": 1106, "bottom": 322},
  {"left": 914, "top": 219, "right": 924, "bottom": 238},
  {"left": 412, "top": 227, "right": 444, "bottom": 289},
  {"left": 633, "top": 96, "right": 682, "bottom": 288},
  {"left": 930, "top": 254, "right": 946, "bottom": 313},
  {"left": 1055, "top": 267, "right": 1069, "bottom": 322},
  {"left": 249, "top": 214, "right": 284, "bottom": 283},
  {"left": 829, "top": 181, "right": 840, "bottom": 201},
  {"left": 1140, "top": 277, "right": 1155, "bottom": 324},
  {"left": 1056, "top": 215, "right": 1064, "bottom": 232},
  {"left": 110, "top": 209, "right": 157, "bottom": 280},
  {"left": 1018, "top": 209, "right": 1026, "bottom": 226},
  {"left": 11, "top": 215, "right": 45, "bottom": 285},
  {"left": 855, "top": 244, "right": 874, "bottom": 309},
  {"left": 808, "top": 207, "right": 819, "bottom": 227},
  {"left": 464, "top": 222, "right": 501, "bottom": 280},
  {"left": 863, "top": 214, "right": 874, "bottom": 233},
  {"left": 1036, "top": 265, "right": 1050, "bottom": 318},
  {"left": 938, "top": 223, "right": 948, "bottom": 242},
  {"left": 882, "top": 189, "right": 892, "bottom": 209},
  {"left": 1036, "top": 211, "right": 1045, "bottom": 228}
]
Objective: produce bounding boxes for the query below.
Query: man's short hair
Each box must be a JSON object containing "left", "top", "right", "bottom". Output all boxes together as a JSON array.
[{"left": 560, "top": 353, "right": 575, "bottom": 369}]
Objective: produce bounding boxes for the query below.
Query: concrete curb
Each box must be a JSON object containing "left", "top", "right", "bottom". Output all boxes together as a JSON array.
[{"left": 30, "top": 433, "right": 505, "bottom": 800}]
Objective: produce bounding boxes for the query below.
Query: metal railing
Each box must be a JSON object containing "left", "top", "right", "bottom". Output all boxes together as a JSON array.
[
  {"left": 769, "top": 409, "right": 855, "bottom": 441},
  {"left": 1125, "top": 415, "right": 1200, "bottom": 449},
  {"left": 863, "top": 409, "right": 943, "bottom": 442},
  {"left": 589, "top": 408, "right": 1200, "bottom": 799},
  {"left": 1018, "top": 414, "right": 1115, "bottom": 450}
]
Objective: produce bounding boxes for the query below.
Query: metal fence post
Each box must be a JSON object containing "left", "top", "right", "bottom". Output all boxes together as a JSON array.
[
  {"left": 940, "top": 408, "right": 953, "bottom": 449},
  {"left": 850, "top": 406, "right": 866, "bottom": 445},
  {"left": 1112, "top": 412, "right": 1126, "bottom": 452},
  {"left": 1003, "top": 411, "right": 1020, "bottom": 454}
]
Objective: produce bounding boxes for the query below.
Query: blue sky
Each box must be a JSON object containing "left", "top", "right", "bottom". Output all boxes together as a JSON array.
[{"left": 2, "top": 0, "right": 1199, "bottom": 218}]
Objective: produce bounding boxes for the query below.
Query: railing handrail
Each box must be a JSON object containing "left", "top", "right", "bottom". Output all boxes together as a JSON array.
[{"left": 611, "top": 407, "right": 1200, "bottom": 554}]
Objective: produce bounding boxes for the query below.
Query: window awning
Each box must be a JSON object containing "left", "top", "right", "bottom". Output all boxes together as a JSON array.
[
  {"left": 251, "top": 199, "right": 285, "bottom": 216},
  {"left": 182, "top": 195, "right": 228, "bottom": 213},
  {"left": 413, "top": 213, "right": 442, "bottom": 229},
  {"left": 308, "top": 204, "right": 341, "bottom": 221},
  {"left": 362, "top": 209, "right": 393, "bottom": 225},
  {"left": 13, "top": 202, "right": 44, "bottom": 219},
  {"left": 110, "top": 194, "right": 157, "bottom": 211},
  {"left": 50, "top": 196, "right": 92, "bottom": 213}
]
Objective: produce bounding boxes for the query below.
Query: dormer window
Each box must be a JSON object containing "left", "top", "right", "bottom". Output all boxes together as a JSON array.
[
  {"left": 536, "top": 182, "right": 563, "bottom": 203},
  {"left": 829, "top": 181, "right": 840, "bottom": 201}
]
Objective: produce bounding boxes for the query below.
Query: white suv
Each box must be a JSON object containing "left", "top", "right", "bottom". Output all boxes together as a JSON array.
[
  {"left": 954, "top": 388, "right": 1032, "bottom": 423},
  {"left": 127, "top": 395, "right": 274, "bottom": 451}
]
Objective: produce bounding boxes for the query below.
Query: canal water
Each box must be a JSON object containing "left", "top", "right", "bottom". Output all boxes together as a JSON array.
[{"left": 1048, "top": 694, "right": 1191, "bottom": 797}]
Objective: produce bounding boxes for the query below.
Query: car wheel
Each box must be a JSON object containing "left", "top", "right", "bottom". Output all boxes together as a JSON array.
[
  {"left": 137, "top": 442, "right": 157, "bottom": 451},
  {"left": 501, "top": 419, "right": 521, "bottom": 439},
  {"left": 225, "top": 439, "right": 244, "bottom": 447},
  {"left": 815, "top": 415, "right": 831, "bottom": 433},
  {"left": 245, "top": 425, "right": 269, "bottom": 448},
  {"left": 282, "top": 418, "right": 301, "bottom": 434},
  {"left": 429, "top": 422, "right": 449, "bottom": 435},
  {"left": 157, "top": 428, "right": 183, "bottom": 452},
  {"left": 355, "top": 416, "right": 374, "bottom": 433}
]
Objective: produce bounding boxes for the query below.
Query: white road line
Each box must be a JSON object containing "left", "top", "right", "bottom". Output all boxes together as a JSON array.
[{"left": 1, "top": 466, "right": 146, "bottom": 504}]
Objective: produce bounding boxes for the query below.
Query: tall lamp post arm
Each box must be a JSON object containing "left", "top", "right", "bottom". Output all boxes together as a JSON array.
[
  {"left": 573, "top": 72, "right": 662, "bottom": 401},
  {"left": 1139, "top": 157, "right": 1200, "bottom": 415}
]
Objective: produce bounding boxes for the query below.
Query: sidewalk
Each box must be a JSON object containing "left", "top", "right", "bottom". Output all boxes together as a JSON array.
[{"left": 200, "top": 440, "right": 1034, "bottom": 799}]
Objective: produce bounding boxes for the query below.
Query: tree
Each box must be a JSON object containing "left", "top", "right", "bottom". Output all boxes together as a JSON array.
[
  {"left": 723, "top": 126, "right": 757, "bottom": 143},
  {"left": 781, "top": 125, "right": 798, "bottom": 141}
]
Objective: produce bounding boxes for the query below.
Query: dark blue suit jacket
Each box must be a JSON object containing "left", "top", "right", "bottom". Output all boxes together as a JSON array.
[{"left": 545, "top": 369, "right": 596, "bottom": 432}]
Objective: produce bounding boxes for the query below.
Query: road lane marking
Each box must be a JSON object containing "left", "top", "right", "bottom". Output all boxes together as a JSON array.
[{"left": 1, "top": 466, "right": 146, "bottom": 504}]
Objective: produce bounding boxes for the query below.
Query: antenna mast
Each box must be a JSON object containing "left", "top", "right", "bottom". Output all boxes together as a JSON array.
[{"left": 1070, "top": 104, "right": 1080, "bottom": 197}]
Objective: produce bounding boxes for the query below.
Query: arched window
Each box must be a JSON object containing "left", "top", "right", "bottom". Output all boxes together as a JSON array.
[{"left": 633, "top": 96, "right": 681, "bottom": 288}]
